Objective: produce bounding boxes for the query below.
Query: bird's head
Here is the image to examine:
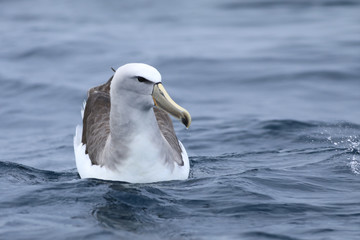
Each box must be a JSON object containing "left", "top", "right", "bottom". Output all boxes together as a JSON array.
[{"left": 111, "top": 63, "right": 191, "bottom": 128}]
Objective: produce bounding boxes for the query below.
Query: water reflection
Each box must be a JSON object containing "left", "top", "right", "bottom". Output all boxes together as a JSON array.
[{"left": 91, "top": 182, "right": 185, "bottom": 237}]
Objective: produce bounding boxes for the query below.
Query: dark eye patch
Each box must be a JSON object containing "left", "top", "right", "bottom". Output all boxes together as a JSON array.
[{"left": 137, "top": 77, "right": 148, "bottom": 83}]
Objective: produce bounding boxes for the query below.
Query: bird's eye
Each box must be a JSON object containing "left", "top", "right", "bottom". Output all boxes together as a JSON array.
[{"left": 137, "top": 77, "right": 147, "bottom": 83}]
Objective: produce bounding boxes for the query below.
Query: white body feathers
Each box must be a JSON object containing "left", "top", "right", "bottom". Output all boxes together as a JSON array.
[{"left": 73, "top": 125, "right": 190, "bottom": 183}]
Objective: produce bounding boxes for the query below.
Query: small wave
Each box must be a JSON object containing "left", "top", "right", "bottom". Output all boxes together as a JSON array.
[
  {"left": 0, "top": 76, "right": 80, "bottom": 99},
  {"left": 322, "top": 131, "right": 360, "bottom": 175},
  {"left": 319, "top": 121, "right": 360, "bottom": 129},
  {"left": 11, "top": 45, "right": 69, "bottom": 59},
  {"left": 244, "top": 231, "right": 301, "bottom": 240},
  {"left": 292, "top": 70, "right": 357, "bottom": 81},
  {"left": 0, "top": 161, "right": 78, "bottom": 184},
  {"left": 191, "top": 118, "right": 316, "bottom": 140},
  {"left": 258, "top": 119, "right": 316, "bottom": 131},
  {"left": 219, "top": 0, "right": 359, "bottom": 10}
]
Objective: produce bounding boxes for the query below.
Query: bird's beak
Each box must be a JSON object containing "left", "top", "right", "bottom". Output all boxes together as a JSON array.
[{"left": 152, "top": 83, "right": 191, "bottom": 128}]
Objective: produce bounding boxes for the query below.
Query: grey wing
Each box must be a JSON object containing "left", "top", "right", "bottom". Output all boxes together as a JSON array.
[
  {"left": 154, "top": 107, "right": 184, "bottom": 166},
  {"left": 81, "top": 76, "right": 113, "bottom": 165}
]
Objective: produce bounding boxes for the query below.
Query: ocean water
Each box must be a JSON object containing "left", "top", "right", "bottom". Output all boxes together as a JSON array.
[{"left": 1, "top": 0, "right": 360, "bottom": 239}]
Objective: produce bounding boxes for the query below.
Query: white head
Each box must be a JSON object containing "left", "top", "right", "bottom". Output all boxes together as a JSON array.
[
  {"left": 111, "top": 63, "right": 162, "bottom": 110},
  {"left": 112, "top": 63, "right": 162, "bottom": 92},
  {"left": 110, "top": 63, "right": 191, "bottom": 128}
]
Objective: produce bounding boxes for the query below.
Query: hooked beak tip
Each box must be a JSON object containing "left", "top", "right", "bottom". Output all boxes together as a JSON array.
[{"left": 181, "top": 117, "right": 189, "bottom": 128}]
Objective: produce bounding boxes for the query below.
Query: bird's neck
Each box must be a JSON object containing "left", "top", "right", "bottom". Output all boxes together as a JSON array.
[
  {"left": 100, "top": 91, "right": 174, "bottom": 169},
  {"left": 111, "top": 97, "right": 148, "bottom": 133}
]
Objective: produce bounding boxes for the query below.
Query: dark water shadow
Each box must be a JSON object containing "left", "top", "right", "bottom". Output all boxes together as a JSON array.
[{"left": 90, "top": 181, "right": 190, "bottom": 239}]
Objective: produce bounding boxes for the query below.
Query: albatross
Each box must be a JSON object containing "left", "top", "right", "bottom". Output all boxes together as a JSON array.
[{"left": 73, "top": 63, "right": 191, "bottom": 183}]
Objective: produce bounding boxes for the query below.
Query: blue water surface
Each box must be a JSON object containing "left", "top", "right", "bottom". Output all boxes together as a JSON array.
[{"left": 1, "top": 0, "right": 360, "bottom": 239}]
